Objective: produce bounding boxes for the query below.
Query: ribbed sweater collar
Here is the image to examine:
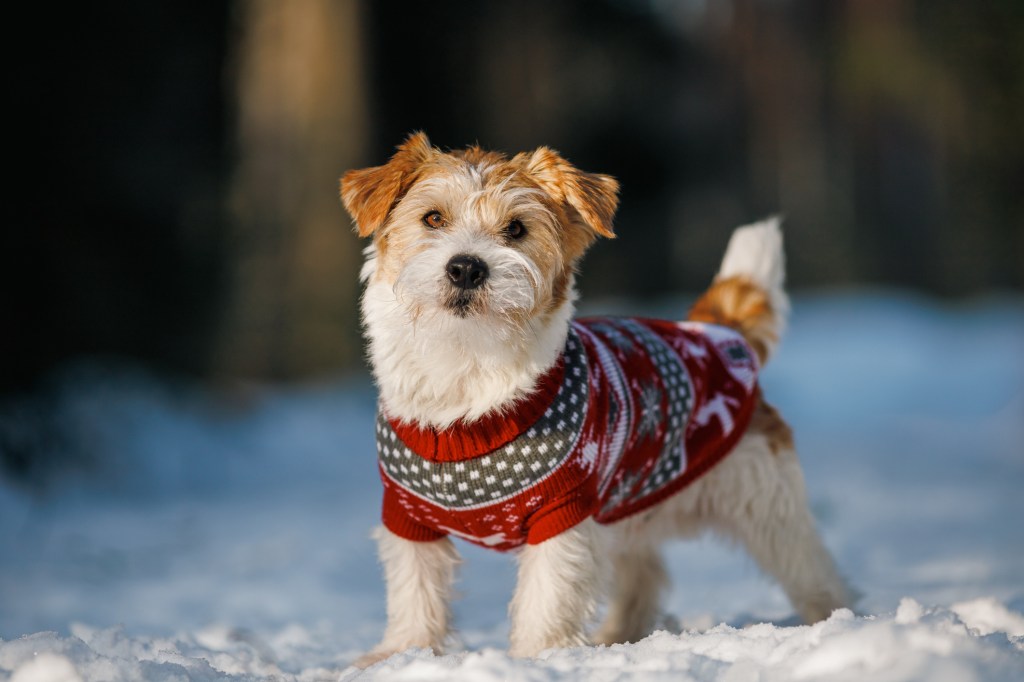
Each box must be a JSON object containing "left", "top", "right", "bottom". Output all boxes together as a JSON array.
[{"left": 386, "top": 356, "right": 566, "bottom": 463}]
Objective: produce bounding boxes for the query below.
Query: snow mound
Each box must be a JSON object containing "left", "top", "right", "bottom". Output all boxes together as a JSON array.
[
  {"left": 2, "top": 602, "right": 1021, "bottom": 682},
  {"left": 349, "top": 602, "right": 1023, "bottom": 682}
]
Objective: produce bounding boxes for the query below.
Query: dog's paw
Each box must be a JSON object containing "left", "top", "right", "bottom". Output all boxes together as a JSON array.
[
  {"left": 353, "top": 643, "right": 445, "bottom": 669},
  {"left": 509, "top": 631, "right": 589, "bottom": 658},
  {"left": 352, "top": 648, "right": 398, "bottom": 669}
]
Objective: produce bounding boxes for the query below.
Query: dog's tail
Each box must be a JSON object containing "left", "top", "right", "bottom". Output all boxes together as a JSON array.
[{"left": 688, "top": 217, "right": 789, "bottom": 365}]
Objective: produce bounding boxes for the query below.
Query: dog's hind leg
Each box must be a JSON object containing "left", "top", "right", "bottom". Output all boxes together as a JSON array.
[
  {"left": 592, "top": 542, "right": 668, "bottom": 645},
  {"left": 719, "top": 455, "right": 851, "bottom": 623},
  {"left": 508, "top": 518, "right": 604, "bottom": 657},
  {"left": 695, "top": 407, "right": 852, "bottom": 623},
  {"left": 354, "top": 527, "right": 460, "bottom": 668}
]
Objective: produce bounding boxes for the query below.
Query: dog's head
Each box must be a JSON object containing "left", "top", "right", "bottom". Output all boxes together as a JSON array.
[{"left": 341, "top": 132, "right": 618, "bottom": 327}]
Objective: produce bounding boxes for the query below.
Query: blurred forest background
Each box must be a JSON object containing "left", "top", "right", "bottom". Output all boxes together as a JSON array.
[{"left": 5, "top": 0, "right": 1023, "bottom": 481}]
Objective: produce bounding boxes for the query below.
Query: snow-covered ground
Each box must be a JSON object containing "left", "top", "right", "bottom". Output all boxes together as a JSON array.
[{"left": 1, "top": 292, "right": 1022, "bottom": 681}]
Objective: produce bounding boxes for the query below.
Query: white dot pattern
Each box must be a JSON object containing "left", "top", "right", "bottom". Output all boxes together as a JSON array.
[{"left": 377, "top": 330, "right": 589, "bottom": 509}]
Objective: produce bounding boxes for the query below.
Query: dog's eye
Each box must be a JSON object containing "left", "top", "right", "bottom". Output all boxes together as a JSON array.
[
  {"left": 422, "top": 211, "right": 445, "bottom": 229},
  {"left": 505, "top": 219, "right": 527, "bottom": 241}
]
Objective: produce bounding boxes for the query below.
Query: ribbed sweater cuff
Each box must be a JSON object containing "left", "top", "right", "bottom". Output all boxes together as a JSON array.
[
  {"left": 526, "top": 497, "right": 592, "bottom": 545},
  {"left": 382, "top": 506, "right": 448, "bottom": 543}
]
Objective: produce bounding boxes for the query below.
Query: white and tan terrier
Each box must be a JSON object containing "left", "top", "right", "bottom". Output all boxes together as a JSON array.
[{"left": 340, "top": 132, "right": 850, "bottom": 666}]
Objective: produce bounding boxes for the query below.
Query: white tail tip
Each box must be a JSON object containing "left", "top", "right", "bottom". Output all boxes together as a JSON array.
[
  {"left": 717, "top": 216, "right": 789, "bottom": 335},
  {"left": 717, "top": 216, "right": 785, "bottom": 291}
]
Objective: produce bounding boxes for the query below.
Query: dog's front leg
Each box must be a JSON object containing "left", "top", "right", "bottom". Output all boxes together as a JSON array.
[
  {"left": 355, "top": 526, "right": 460, "bottom": 668},
  {"left": 508, "top": 518, "right": 603, "bottom": 657}
]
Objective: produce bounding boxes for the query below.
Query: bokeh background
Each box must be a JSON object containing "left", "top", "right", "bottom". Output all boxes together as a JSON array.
[
  {"left": 2, "top": 4, "right": 1024, "bottom": 671},
  {"left": 6, "top": 0, "right": 1023, "bottom": 485}
]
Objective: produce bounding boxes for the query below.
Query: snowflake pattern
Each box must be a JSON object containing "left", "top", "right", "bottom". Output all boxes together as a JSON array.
[
  {"left": 611, "top": 319, "right": 695, "bottom": 502},
  {"left": 635, "top": 382, "right": 663, "bottom": 441},
  {"left": 600, "top": 470, "right": 644, "bottom": 515}
]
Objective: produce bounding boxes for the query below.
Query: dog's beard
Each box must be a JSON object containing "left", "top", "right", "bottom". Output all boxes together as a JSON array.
[
  {"left": 361, "top": 241, "right": 576, "bottom": 428},
  {"left": 392, "top": 246, "right": 544, "bottom": 331},
  {"left": 444, "top": 290, "right": 476, "bottom": 318}
]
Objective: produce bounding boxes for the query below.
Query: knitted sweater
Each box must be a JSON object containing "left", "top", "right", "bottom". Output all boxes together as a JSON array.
[{"left": 376, "top": 317, "right": 760, "bottom": 551}]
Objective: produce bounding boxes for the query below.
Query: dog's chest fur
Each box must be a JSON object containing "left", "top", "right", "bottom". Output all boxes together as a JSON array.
[{"left": 375, "top": 318, "right": 760, "bottom": 551}]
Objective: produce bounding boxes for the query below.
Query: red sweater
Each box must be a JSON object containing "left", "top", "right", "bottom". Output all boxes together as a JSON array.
[{"left": 376, "top": 318, "right": 759, "bottom": 551}]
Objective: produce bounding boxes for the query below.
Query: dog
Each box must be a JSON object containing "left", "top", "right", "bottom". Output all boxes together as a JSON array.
[{"left": 340, "top": 132, "right": 851, "bottom": 666}]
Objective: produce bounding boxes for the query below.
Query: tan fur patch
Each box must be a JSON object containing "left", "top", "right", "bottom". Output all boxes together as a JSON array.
[
  {"left": 688, "top": 277, "right": 777, "bottom": 365},
  {"left": 340, "top": 132, "right": 434, "bottom": 236},
  {"left": 749, "top": 396, "right": 795, "bottom": 455},
  {"left": 453, "top": 145, "right": 510, "bottom": 169},
  {"left": 520, "top": 147, "right": 619, "bottom": 239}
]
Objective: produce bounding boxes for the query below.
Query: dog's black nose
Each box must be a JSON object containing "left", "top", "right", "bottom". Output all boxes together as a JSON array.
[{"left": 446, "top": 255, "right": 489, "bottom": 290}]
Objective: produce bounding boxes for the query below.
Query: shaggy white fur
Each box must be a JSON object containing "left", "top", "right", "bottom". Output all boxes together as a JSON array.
[
  {"left": 361, "top": 256, "right": 574, "bottom": 429},
  {"left": 596, "top": 431, "right": 852, "bottom": 643},
  {"left": 508, "top": 519, "right": 605, "bottom": 657},
  {"left": 353, "top": 527, "right": 461, "bottom": 668}
]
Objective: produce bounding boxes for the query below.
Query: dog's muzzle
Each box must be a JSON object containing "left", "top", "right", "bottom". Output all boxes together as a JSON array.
[{"left": 443, "top": 254, "right": 489, "bottom": 316}]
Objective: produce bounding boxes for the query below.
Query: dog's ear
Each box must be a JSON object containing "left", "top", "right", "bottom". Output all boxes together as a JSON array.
[
  {"left": 341, "top": 132, "right": 434, "bottom": 237},
  {"left": 522, "top": 147, "right": 619, "bottom": 239}
]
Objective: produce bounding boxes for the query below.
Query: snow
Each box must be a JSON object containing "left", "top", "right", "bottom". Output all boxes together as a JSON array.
[{"left": 2, "top": 292, "right": 1022, "bottom": 681}]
